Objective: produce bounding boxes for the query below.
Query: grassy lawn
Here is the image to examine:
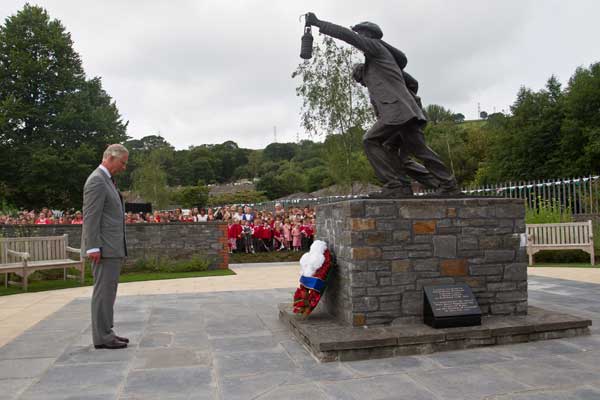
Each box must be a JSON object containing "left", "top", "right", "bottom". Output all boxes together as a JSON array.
[
  {"left": 529, "top": 263, "right": 598, "bottom": 268},
  {"left": 0, "top": 268, "right": 235, "bottom": 297}
]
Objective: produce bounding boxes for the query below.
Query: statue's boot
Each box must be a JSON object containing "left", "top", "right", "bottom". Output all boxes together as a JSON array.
[
  {"left": 433, "top": 179, "right": 462, "bottom": 196},
  {"left": 369, "top": 185, "right": 414, "bottom": 199}
]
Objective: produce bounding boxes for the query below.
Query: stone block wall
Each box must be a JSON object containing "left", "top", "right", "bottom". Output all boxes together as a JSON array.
[
  {"left": 0, "top": 223, "right": 229, "bottom": 269},
  {"left": 316, "top": 198, "right": 527, "bottom": 326}
]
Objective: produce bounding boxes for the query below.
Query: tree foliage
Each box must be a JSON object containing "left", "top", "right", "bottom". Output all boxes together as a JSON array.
[
  {"left": 131, "top": 148, "right": 171, "bottom": 209},
  {"left": 0, "top": 5, "right": 127, "bottom": 208},
  {"left": 172, "top": 185, "right": 209, "bottom": 209},
  {"left": 475, "top": 65, "right": 600, "bottom": 183},
  {"left": 292, "top": 36, "right": 373, "bottom": 137},
  {"left": 424, "top": 104, "right": 455, "bottom": 125},
  {"left": 206, "top": 190, "right": 268, "bottom": 207},
  {"left": 292, "top": 36, "right": 375, "bottom": 190}
]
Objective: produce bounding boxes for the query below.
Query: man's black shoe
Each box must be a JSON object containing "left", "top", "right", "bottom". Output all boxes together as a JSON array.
[
  {"left": 114, "top": 335, "right": 129, "bottom": 344},
  {"left": 94, "top": 339, "right": 127, "bottom": 349}
]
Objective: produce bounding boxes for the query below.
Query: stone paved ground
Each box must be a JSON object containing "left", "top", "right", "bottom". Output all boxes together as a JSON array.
[{"left": 1, "top": 275, "right": 600, "bottom": 400}]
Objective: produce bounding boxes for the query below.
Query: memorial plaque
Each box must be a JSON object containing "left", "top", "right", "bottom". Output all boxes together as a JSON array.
[{"left": 423, "top": 284, "right": 481, "bottom": 329}]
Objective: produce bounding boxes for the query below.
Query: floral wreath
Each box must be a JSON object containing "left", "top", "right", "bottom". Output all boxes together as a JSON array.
[{"left": 293, "top": 240, "right": 332, "bottom": 317}]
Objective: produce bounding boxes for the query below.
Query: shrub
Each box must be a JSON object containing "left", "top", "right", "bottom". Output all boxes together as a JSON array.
[
  {"left": 128, "top": 255, "right": 211, "bottom": 273},
  {"left": 525, "top": 198, "right": 572, "bottom": 224}
]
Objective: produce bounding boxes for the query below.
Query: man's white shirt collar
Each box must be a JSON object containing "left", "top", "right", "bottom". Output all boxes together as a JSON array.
[{"left": 99, "top": 165, "right": 112, "bottom": 179}]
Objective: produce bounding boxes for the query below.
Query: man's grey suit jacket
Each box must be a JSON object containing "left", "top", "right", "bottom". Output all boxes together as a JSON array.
[
  {"left": 81, "top": 167, "right": 127, "bottom": 258},
  {"left": 318, "top": 20, "right": 426, "bottom": 126}
]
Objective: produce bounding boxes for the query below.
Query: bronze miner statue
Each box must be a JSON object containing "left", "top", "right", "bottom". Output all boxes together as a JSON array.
[{"left": 305, "top": 12, "right": 460, "bottom": 197}]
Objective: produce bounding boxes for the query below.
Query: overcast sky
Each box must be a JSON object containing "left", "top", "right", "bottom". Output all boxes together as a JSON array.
[{"left": 2, "top": 1, "right": 599, "bottom": 149}]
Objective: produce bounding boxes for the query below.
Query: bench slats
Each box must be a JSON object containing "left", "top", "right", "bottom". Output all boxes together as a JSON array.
[
  {"left": 527, "top": 220, "right": 595, "bottom": 265},
  {"left": 0, "top": 235, "right": 84, "bottom": 291}
]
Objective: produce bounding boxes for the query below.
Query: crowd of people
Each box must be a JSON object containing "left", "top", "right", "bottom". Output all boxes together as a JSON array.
[
  {"left": 224, "top": 204, "right": 315, "bottom": 254},
  {"left": 0, "top": 203, "right": 316, "bottom": 253},
  {"left": 0, "top": 208, "right": 83, "bottom": 225}
]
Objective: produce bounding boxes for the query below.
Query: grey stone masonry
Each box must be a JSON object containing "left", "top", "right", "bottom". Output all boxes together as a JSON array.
[
  {"left": 0, "top": 222, "right": 229, "bottom": 269},
  {"left": 316, "top": 198, "right": 527, "bottom": 326}
]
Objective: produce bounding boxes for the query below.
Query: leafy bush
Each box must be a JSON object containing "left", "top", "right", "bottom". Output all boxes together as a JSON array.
[
  {"left": 0, "top": 199, "right": 17, "bottom": 216},
  {"left": 525, "top": 198, "right": 572, "bottom": 224},
  {"left": 128, "top": 255, "right": 211, "bottom": 273}
]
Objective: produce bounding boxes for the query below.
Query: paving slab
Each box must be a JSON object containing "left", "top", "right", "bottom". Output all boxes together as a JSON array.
[
  {"left": 408, "top": 364, "right": 531, "bottom": 400},
  {"left": 55, "top": 345, "right": 136, "bottom": 365},
  {"left": 214, "top": 348, "right": 297, "bottom": 378},
  {"left": 0, "top": 379, "right": 34, "bottom": 400},
  {"left": 0, "top": 269, "right": 599, "bottom": 399},
  {"left": 488, "top": 355, "right": 600, "bottom": 387},
  {"left": 132, "top": 348, "right": 211, "bottom": 370},
  {"left": 487, "top": 385, "right": 600, "bottom": 400},
  {"left": 120, "top": 366, "right": 214, "bottom": 400},
  {"left": 18, "top": 363, "right": 128, "bottom": 400},
  {"left": 219, "top": 372, "right": 312, "bottom": 400},
  {"left": 318, "top": 373, "right": 439, "bottom": 400},
  {"left": 344, "top": 354, "right": 440, "bottom": 377},
  {"left": 0, "top": 358, "right": 54, "bottom": 379}
]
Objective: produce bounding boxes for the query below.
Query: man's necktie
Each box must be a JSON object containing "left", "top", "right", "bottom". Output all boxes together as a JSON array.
[{"left": 111, "top": 176, "right": 124, "bottom": 204}]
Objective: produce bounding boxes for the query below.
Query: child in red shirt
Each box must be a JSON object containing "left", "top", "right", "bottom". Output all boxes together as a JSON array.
[{"left": 227, "top": 221, "right": 242, "bottom": 253}]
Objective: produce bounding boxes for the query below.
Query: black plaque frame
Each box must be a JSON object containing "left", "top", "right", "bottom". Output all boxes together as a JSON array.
[{"left": 423, "top": 284, "right": 482, "bottom": 329}]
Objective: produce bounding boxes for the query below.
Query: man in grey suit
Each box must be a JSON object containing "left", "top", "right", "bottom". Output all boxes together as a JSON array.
[
  {"left": 82, "top": 144, "right": 129, "bottom": 349},
  {"left": 305, "top": 13, "right": 459, "bottom": 197}
]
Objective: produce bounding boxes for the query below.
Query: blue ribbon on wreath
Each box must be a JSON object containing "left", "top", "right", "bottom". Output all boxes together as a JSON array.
[{"left": 299, "top": 275, "right": 326, "bottom": 293}]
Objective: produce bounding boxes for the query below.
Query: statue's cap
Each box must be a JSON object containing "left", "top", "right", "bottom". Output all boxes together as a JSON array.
[{"left": 351, "top": 21, "right": 383, "bottom": 39}]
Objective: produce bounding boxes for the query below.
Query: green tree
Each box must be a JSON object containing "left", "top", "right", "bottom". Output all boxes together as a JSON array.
[
  {"left": 481, "top": 77, "right": 565, "bottom": 182},
  {"left": 185, "top": 146, "right": 218, "bottom": 185},
  {"left": 122, "top": 135, "right": 175, "bottom": 189},
  {"left": 126, "top": 135, "right": 173, "bottom": 153},
  {"left": 263, "top": 142, "right": 297, "bottom": 162},
  {"left": 132, "top": 148, "right": 171, "bottom": 209},
  {"left": 0, "top": 5, "right": 127, "bottom": 208},
  {"left": 323, "top": 127, "right": 376, "bottom": 189},
  {"left": 207, "top": 190, "right": 267, "bottom": 206},
  {"left": 452, "top": 113, "right": 466, "bottom": 123},
  {"left": 560, "top": 62, "right": 600, "bottom": 175},
  {"left": 172, "top": 185, "right": 209, "bottom": 209},
  {"left": 207, "top": 141, "right": 248, "bottom": 183},
  {"left": 424, "top": 104, "right": 454, "bottom": 125},
  {"left": 245, "top": 150, "right": 263, "bottom": 179},
  {"left": 292, "top": 36, "right": 374, "bottom": 188},
  {"left": 256, "top": 160, "right": 309, "bottom": 200}
]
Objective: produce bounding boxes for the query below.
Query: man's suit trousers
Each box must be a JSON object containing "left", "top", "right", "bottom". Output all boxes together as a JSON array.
[{"left": 91, "top": 258, "right": 122, "bottom": 346}]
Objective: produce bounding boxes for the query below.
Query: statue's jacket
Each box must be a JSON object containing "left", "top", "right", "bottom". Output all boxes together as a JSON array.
[{"left": 318, "top": 21, "right": 426, "bottom": 126}]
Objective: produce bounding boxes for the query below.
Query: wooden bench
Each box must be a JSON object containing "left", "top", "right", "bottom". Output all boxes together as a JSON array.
[
  {"left": 0, "top": 235, "right": 84, "bottom": 291},
  {"left": 526, "top": 220, "right": 595, "bottom": 265}
]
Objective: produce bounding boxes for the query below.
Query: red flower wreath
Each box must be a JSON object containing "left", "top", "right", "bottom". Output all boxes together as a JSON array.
[{"left": 293, "top": 241, "right": 332, "bottom": 317}]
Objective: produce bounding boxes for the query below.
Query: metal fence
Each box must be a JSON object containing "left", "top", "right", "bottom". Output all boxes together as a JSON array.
[
  {"left": 230, "top": 175, "right": 600, "bottom": 216},
  {"left": 458, "top": 175, "right": 600, "bottom": 215},
  {"left": 249, "top": 195, "right": 366, "bottom": 211}
]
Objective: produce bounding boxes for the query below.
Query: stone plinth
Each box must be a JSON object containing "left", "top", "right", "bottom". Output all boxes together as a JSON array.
[
  {"left": 279, "top": 304, "right": 591, "bottom": 362},
  {"left": 316, "top": 198, "right": 527, "bottom": 326}
]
